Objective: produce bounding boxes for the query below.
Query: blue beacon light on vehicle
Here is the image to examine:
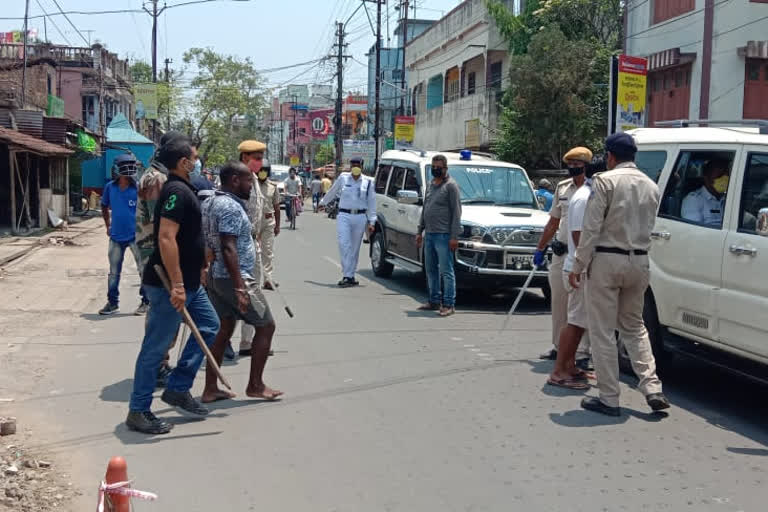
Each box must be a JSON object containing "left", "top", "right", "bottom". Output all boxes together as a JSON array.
[{"left": 460, "top": 150, "right": 472, "bottom": 161}]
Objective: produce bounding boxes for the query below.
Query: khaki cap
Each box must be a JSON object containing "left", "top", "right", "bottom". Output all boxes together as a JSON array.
[
  {"left": 563, "top": 146, "right": 593, "bottom": 164},
  {"left": 238, "top": 140, "right": 266, "bottom": 153}
]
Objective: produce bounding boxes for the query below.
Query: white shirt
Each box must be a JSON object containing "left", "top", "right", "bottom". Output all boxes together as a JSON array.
[
  {"left": 283, "top": 176, "right": 302, "bottom": 196},
  {"left": 681, "top": 185, "right": 725, "bottom": 227},
  {"left": 564, "top": 182, "right": 591, "bottom": 272},
  {"left": 320, "top": 172, "right": 377, "bottom": 224}
]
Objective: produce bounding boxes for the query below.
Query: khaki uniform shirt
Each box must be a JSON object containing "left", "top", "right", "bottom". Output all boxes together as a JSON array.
[
  {"left": 572, "top": 162, "right": 660, "bottom": 275},
  {"left": 549, "top": 178, "right": 580, "bottom": 244},
  {"left": 245, "top": 178, "right": 265, "bottom": 244},
  {"left": 259, "top": 179, "right": 280, "bottom": 219}
]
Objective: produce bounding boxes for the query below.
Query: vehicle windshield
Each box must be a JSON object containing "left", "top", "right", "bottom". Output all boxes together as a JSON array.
[
  {"left": 272, "top": 170, "right": 289, "bottom": 182},
  {"left": 429, "top": 164, "right": 538, "bottom": 208}
]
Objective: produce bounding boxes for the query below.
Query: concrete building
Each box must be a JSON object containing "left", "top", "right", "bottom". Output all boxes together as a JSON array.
[
  {"left": 405, "top": 0, "right": 519, "bottom": 151},
  {"left": 625, "top": 0, "right": 768, "bottom": 124},
  {"left": 366, "top": 19, "right": 435, "bottom": 139}
]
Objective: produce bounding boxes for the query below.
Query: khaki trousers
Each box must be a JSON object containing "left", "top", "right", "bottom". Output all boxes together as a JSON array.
[
  {"left": 240, "top": 239, "right": 266, "bottom": 351},
  {"left": 548, "top": 254, "right": 590, "bottom": 358},
  {"left": 585, "top": 252, "right": 662, "bottom": 407},
  {"left": 260, "top": 219, "right": 276, "bottom": 284}
]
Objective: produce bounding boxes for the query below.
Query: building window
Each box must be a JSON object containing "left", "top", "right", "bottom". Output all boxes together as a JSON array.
[
  {"left": 445, "top": 67, "right": 460, "bottom": 103},
  {"left": 468, "top": 71, "right": 476, "bottom": 95},
  {"left": 653, "top": 0, "right": 695, "bottom": 24},
  {"left": 427, "top": 75, "right": 443, "bottom": 110},
  {"left": 647, "top": 64, "right": 692, "bottom": 126},
  {"left": 489, "top": 62, "right": 503, "bottom": 90},
  {"left": 744, "top": 59, "right": 768, "bottom": 119}
]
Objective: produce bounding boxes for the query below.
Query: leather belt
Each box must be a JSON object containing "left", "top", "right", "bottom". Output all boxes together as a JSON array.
[
  {"left": 339, "top": 208, "right": 366, "bottom": 214},
  {"left": 596, "top": 246, "right": 648, "bottom": 256}
]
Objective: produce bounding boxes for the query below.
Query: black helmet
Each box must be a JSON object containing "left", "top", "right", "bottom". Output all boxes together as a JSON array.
[{"left": 113, "top": 153, "right": 138, "bottom": 178}]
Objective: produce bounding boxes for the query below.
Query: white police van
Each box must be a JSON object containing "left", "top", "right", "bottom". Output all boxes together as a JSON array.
[{"left": 370, "top": 149, "right": 552, "bottom": 299}]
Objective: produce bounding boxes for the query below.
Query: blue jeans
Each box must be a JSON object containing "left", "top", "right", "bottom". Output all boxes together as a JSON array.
[
  {"left": 107, "top": 239, "right": 141, "bottom": 306},
  {"left": 424, "top": 233, "right": 456, "bottom": 307},
  {"left": 129, "top": 285, "right": 220, "bottom": 412}
]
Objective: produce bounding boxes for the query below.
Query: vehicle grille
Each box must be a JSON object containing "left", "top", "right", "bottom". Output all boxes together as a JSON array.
[{"left": 485, "top": 227, "right": 543, "bottom": 247}]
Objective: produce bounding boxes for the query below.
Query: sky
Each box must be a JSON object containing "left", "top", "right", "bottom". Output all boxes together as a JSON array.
[{"left": 1, "top": 0, "right": 461, "bottom": 96}]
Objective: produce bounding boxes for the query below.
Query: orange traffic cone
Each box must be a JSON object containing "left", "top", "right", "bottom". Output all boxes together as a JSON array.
[{"left": 103, "top": 456, "right": 130, "bottom": 512}]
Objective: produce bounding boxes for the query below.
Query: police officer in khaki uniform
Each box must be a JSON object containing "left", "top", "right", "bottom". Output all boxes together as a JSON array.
[
  {"left": 255, "top": 159, "right": 281, "bottom": 290},
  {"left": 569, "top": 132, "right": 670, "bottom": 416},
  {"left": 534, "top": 147, "right": 591, "bottom": 367}
]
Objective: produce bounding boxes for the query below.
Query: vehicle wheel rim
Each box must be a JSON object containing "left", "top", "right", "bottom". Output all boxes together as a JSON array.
[{"left": 372, "top": 237, "right": 382, "bottom": 269}]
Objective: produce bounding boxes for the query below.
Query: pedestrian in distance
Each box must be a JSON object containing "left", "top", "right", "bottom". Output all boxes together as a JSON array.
[
  {"left": 321, "top": 173, "right": 332, "bottom": 195},
  {"left": 310, "top": 173, "right": 324, "bottom": 212},
  {"left": 318, "top": 157, "right": 376, "bottom": 287},
  {"left": 126, "top": 136, "right": 220, "bottom": 435},
  {"left": 415, "top": 154, "right": 462, "bottom": 317},
  {"left": 534, "top": 148, "right": 592, "bottom": 365},
  {"left": 569, "top": 132, "right": 670, "bottom": 416},
  {"left": 546, "top": 148, "right": 599, "bottom": 390},
  {"left": 99, "top": 153, "right": 143, "bottom": 316},
  {"left": 535, "top": 179, "right": 554, "bottom": 211},
  {"left": 202, "top": 161, "right": 282, "bottom": 402}
]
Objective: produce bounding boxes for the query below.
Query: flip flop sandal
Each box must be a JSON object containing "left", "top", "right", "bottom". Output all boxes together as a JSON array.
[{"left": 547, "top": 377, "right": 590, "bottom": 390}]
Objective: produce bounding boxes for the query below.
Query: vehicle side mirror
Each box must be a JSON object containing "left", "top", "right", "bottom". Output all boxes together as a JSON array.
[
  {"left": 397, "top": 190, "right": 420, "bottom": 205},
  {"left": 757, "top": 207, "right": 768, "bottom": 237}
]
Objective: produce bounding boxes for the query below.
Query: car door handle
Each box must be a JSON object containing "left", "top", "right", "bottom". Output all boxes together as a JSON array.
[
  {"left": 650, "top": 231, "right": 671, "bottom": 240},
  {"left": 729, "top": 245, "right": 758, "bottom": 257}
]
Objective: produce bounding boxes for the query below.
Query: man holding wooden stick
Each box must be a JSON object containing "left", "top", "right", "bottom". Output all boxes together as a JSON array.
[{"left": 126, "top": 136, "right": 220, "bottom": 435}]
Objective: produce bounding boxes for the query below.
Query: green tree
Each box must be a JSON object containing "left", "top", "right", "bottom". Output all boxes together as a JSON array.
[
  {"left": 182, "top": 48, "right": 268, "bottom": 166},
  {"left": 314, "top": 143, "right": 335, "bottom": 167},
  {"left": 486, "top": 0, "right": 541, "bottom": 55},
  {"left": 493, "top": 26, "right": 605, "bottom": 168}
]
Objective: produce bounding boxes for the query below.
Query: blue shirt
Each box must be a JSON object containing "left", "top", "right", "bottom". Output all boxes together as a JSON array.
[
  {"left": 101, "top": 180, "right": 138, "bottom": 242},
  {"left": 202, "top": 192, "right": 256, "bottom": 280},
  {"left": 535, "top": 189, "right": 554, "bottom": 211}
]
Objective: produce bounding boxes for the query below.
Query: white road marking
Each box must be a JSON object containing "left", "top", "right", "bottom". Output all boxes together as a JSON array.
[
  {"left": 451, "top": 337, "right": 463, "bottom": 341},
  {"left": 323, "top": 256, "right": 341, "bottom": 269},
  {"left": 463, "top": 344, "right": 475, "bottom": 348},
  {"left": 470, "top": 348, "right": 480, "bottom": 352},
  {"left": 477, "top": 353, "right": 491, "bottom": 357}
]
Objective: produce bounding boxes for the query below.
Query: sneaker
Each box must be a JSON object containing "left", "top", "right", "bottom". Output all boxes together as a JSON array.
[
  {"left": 224, "top": 343, "right": 236, "bottom": 361},
  {"left": 134, "top": 302, "right": 149, "bottom": 316},
  {"left": 126, "top": 411, "right": 173, "bottom": 434},
  {"left": 539, "top": 349, "right": 558, "bottom": 360},
  {"left": 337, "top": 277, "right": 354, "bottom": 288},
  {"left": 98, "top": 302, "right": 119, "bottom": 315},
  {"left": 581, "top": 396, "right": 621, "bottom": 417},
  {"left": 155, "top": 364, "right": 173, "bottom": 389},
  {"left": 350, "top": 278, "right": 360, "bottom": 286},
  {"left": 161, "top": 390, "right": 209, "bottom": 417}
]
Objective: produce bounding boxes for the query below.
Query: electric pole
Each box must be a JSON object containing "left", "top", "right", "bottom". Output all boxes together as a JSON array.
[
  {"left": 400, "top": 0, "right": 409, "bottom": 115},
  {"left": 374, "top": 0, "right": 383, "bottom": 172},
  {"left": 21, "top": 0, "right": 30, "bottom": 109},
  {"left": 164, "top": 58, "right": 172, "bottom": 131},
  {"left": 143, "top": 0, "right": 167, "bottom": 141},
  {"left": 333, "top": 22, "right": 345, "bottom": 171}
]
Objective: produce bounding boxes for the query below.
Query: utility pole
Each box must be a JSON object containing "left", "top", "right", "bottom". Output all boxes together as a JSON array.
[
  {"left": 21, "top": 0, "right": 30, "bottom": 109},
  {"left": 292, "top": 94, "right": 298, "bottom": 154},
  {"left": 83, "top": 30, "right": 96, "bottom": 46},
  {"left": 279, "top": 107, "right": 284, "bottom": 164},
  {"left": 374, "top": 0, "right": 383, "bottom": 172},
  {"left": 333, "top": 21, "right": 345, "bottom": 171},
  {"left": 400, "top": 0, "right": 409, "bottom": 115},
  {"left": 164, "top": 58, "right": 172, "bottom": 131},
  {"left": 143, "top": 0, "right": 167, "bottom": 142}
]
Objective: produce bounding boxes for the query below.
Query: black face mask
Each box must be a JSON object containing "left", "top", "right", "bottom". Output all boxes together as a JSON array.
[
  {"left": 567, "top": 166, "right": 585, "bottom": 177},
  {"left": 431, "top": 166, "right": 444, "bottom": 178}
]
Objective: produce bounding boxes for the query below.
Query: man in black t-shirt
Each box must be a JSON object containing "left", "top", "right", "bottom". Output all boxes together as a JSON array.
[{"left": 127, "top": 136, "right": 222, "bottom": 435}]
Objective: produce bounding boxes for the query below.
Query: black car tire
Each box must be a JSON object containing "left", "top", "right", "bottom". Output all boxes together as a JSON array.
[{"left": 371, "top": 231, "right": 394, "bottom": 278}]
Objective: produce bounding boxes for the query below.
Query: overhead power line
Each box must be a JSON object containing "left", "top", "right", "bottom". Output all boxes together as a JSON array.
[
  {"left": 0, "top": 0, "right": 252, "bottom": 20},
  {"left": 34, "top": 0, "right": 71, "bottom": 45},
  {"left": 49, "top": 0, "right": 89, "bottom": 46}
]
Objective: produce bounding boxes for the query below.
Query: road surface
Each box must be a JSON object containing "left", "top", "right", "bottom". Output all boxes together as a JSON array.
[{"left": 1, "top": 211, "right": 767, "bottom": 511}]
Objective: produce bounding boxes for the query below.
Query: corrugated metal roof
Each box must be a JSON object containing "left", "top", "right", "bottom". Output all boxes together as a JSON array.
[
  {"left": 0, "top": 126, "right": 74, "bottom": 156},
  {"left": 106, "top": 113, "right": 153, "bottom": 144},
  {"left": 42, "top": 117, "right": 68, "bottom": 145},
  {"left": 14, "top": 110, "right": 44, "bottom": 139}
]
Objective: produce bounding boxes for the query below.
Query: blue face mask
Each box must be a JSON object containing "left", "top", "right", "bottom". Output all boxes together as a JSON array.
[{"left": 191, "top": 159, "right": 202, "bottom": 179}]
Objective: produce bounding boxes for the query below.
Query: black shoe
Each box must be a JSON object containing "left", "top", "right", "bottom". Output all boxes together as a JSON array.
[
  {"left": 126, "top": 411, "right": 173, "bottom": 434},
  {"left": 575, "top": 358, "right": 594, "bottom": 372},
  {"left": 224, "top": 343, "right": 236, "bottom": 361},
  {"left": 238, "top": 348, "right": 252, "bottom": 357},
  {"left": 350, "top": 278, "right": 360, "bottom": 286},
  {"left": 98, "top": 302, "right": 119, "bottom": 315},
  {"left": 581, "top": 396, "right": 621, "bottom": 417},
  {"left": 646, "top": 392, "right": 670, "bottom": 411},
  {"left": 540, "top": 349, "right": 557, "bottom": 360},
  {"left": 161, "top": 390, "right": 209, "bottom": 417},
  {"left": 338, "top": 277, "right": 354, "bottom": 288},
  {"left": 155, "top": 364, "right": 173, "bottom": 389}
]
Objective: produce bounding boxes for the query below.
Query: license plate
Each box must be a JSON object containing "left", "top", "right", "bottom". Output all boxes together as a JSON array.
[{"left": 506, "top": 254, "right": 534, "bottom": 269}]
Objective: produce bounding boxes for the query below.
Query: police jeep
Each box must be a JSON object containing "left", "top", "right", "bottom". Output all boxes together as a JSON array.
[{"left": 370, "top": 149, "right": 552, "bottom": 301}]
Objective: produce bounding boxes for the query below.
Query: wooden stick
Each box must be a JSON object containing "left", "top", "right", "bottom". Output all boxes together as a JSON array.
[{"left": 154, "top": 265, "right": 231, "bottom": 390}]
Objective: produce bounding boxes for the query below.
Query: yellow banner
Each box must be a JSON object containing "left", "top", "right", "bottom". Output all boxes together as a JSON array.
[
  {"left": 134, "top": 83, "right": 158, "bottom": 120},
  {"left": 615, "top": 55, "right": 648, "bottom": 132},
  {"left": 394, "top": 115, "right": 415, "bottom": 143}
]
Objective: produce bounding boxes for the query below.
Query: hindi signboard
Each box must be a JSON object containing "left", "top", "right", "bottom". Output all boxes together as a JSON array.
[{"left": 615, "top": 55, "right": 648, "bottom": 133}]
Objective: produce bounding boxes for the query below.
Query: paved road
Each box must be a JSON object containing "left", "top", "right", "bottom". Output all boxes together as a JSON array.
[{"left": 4, "top": 211, "right": 768, "bottom": 511}]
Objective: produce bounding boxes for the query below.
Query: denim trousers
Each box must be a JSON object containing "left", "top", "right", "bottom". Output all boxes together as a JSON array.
[
  {"left": 424, "top": 232, "right": 456, "bottom": 307},
  {"left": 107, "top": 239, "right": 142, "bottom": 306},
  {"left": 128, "top": 285, "right": 220, "bottom": 412}
]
